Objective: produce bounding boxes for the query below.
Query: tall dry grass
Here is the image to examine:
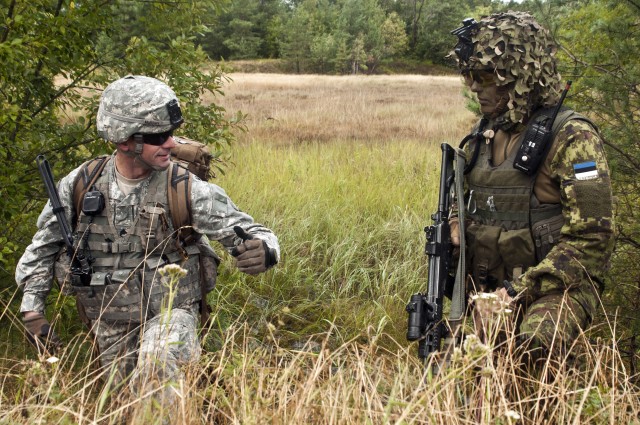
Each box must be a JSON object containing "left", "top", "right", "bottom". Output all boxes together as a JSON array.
[
  {"left": 207, "top": 73, "right": 474, "bottom": 145},
  {"left": 1, "top": 73, "right": 638, "bottom": 424}
]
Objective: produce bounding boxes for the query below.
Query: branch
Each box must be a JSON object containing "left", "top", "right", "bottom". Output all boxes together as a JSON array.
[
  {"left": 560, "top": 45, "right": 627, "bottom": 83},
  {"left": 603, "top": 139, "right": 640, "bottom": 172},
  {"left": 0, "top": 0, "right": 16, "bottom": 43},
  {"left": 29, "top": 57, "right": 116, "bottom": 120},
  {"left": 7, "top": 0, "right": 65, "bottom": 151},
  {"left": 624, "top": 0, "right": 640, "bottom": 12},
  {"left": 617, "top": 229, "right": 640, "bottom": 250}
]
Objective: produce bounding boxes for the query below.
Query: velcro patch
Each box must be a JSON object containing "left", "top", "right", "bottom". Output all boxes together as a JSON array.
[{"left": 574, "top": 161, "right": 598, "bottom": 181}]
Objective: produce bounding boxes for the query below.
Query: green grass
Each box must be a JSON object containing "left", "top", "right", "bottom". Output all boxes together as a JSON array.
[
  {"left": 1, "top": 74, "right": 638, "bottom": 424},
  {"left": 211, "top": 140, "right": 440, "bottom": 350}
]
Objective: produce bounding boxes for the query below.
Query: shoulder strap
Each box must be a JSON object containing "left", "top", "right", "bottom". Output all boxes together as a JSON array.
[
  {"left": 166, "top": 162, "right": 213, "bottom": 331},
  {"left": 167, "top": 162, "right": 197, "bottom": 246},
  {"left": 72, "top": 156, "right": 110, "bottom": 219},
  {"left": 543, "top": 108, "right": 597, "bottom": 167}
]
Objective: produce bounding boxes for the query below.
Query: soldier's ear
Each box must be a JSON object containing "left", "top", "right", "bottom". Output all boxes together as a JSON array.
[{"left": 117, "top": 138, "right": 136, "bottom": 153}]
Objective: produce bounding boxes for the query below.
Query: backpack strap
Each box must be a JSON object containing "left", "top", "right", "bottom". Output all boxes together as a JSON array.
[
  {"left": 167, "top": 161, "right": 198, "bottom": 247},
  {"left": 72, "top": 156, "right": 110, "bottom": 222},
  {"left": 166, "top": 162, "right": 214, "bottom": 331},
  {"left": 543, "top": 108, "right": 597, "bottom": 171}
]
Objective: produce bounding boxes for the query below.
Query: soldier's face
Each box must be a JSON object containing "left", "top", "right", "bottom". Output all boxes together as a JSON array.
[
  {"left": 464, "top": 70, "right": 505, "bottom": 117},
  {"left": 139, "top": 134, "right": 176, "bottom": 170}
]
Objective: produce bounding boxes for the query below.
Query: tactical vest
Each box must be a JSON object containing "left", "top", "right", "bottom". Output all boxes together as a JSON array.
[
  {"left": 59, "top": 158, "right": 219, "bottom": 324},
  {"left": 465, "top": 109, "right": 594, "bottom": 287}
]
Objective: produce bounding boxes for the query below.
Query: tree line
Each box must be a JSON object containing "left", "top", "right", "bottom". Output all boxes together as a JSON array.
[
  {"left": 199, "top": 0, "right": 485, "bottom": 74},
  {"left": 0, "top": 0, "right": 638, "bottom": 369}
]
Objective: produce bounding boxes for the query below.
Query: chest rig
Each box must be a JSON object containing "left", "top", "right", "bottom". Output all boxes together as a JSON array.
[
  {"left": 64, "top": 158, "right": 213, "bottom": 323},
  {"left": 464, "top": 108, "right": 590, "bottom": 288}
]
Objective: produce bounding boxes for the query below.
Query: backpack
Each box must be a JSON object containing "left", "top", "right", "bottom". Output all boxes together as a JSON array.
[{"left": 72, "top": 136, "right": 216, "bottom": 328}]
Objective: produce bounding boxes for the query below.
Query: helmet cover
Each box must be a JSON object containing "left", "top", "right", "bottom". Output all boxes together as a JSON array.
[
  {"left": 97, "top": 75, "right": 183, "bottom": 143},
  {"left": 451, "top": 11, "right": 563, "bottom": 125}
]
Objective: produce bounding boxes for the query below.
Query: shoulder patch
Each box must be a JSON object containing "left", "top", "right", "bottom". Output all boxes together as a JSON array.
[{"left": 573, "top": 161, "right": 598, "bottom": 181}]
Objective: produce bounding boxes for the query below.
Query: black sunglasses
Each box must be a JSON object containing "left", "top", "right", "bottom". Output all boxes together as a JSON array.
[{"left": 134, "top": 130, "right": 174, "bottom": 146}]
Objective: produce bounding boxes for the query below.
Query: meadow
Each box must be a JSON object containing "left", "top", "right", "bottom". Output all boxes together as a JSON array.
[{"left": 1, "top": 73, "right": 638, "bottom": 424}]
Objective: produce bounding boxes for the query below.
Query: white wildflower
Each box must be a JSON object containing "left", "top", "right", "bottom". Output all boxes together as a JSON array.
[
  {"left": 158, "top": 264, "right": 188, "bottom": 278},
  {"left": 505, "top": 410, "right": 521, "bottom": 420}
]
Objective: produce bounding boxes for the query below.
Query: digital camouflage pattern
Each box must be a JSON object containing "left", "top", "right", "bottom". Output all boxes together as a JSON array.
[
  {"left": 16, "top": 157, "right": 280, "bottom": 313},
  {"left": 462, "top": 115, "right": 614, "bottom": 360},
  {"left": 476, "top": 116, "right": 613, "bottom": 363},
  {"left": 16, "top": 154, "right": 279, "bottom": 384},
  {"left": 517, "top": 119, "right": 615, "bottom": 297},
  {"left": 97, "top": 75, "right": 181, "bottom": 143},
  {"left": 517, "top": 289, "right": 594, "bottom": 363},
  {"left": 94, "top": 305, "right": 200, "bottom": 392},
  {"left": 70, "top": 157, "right": 204, "bottom": 322},
  {"left": 452, "top": 11, "right": 563, "bottom": 127}
]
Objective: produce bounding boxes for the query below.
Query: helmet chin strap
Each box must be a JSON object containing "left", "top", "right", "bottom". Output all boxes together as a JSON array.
[{"left": 125, "top": 135, "right": 166, "bottom": 172}]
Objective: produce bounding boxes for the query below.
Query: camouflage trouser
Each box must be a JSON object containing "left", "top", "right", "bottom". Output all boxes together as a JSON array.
[
  {"left": 91, "top": 304, "right": 201, "bottom": 397},
  {"left": 516, "top": 282, "right": 600, "bottom": 365}
]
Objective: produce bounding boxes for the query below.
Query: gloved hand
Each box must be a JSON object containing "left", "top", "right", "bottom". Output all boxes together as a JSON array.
[
  {"left": 231, "top": 226, "right": 277, "bottom": 275},
  {"left": 23, "top": 312, "right": 62, "bottom": 354}
]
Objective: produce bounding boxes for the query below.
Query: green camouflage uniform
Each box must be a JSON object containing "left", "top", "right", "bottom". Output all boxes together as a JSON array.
[
  {"left": 451, "top": 12, "right": 615, "bottom": 362},
  {"left": 464, "top": 115, "right": 615, "bottom": 362}
]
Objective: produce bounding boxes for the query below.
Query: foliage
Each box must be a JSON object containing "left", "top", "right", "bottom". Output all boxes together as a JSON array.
[
  {"left": 196, "top": 0, "right": 523, "bottom": 72},
  {"left": 413, "top": 0, "right": 472, "bottom": 65},
  {"left": 199, "top": 0, "right": 285, "bottom": 60},
  {"left": 553, "top": 0, "right": 640, "bottom": 373},
  {"left": 279, "top": 0, "right": 414, "bottom": 74},
  {"left": 0, "top": 0, "right": 241, "bottom": 295}
]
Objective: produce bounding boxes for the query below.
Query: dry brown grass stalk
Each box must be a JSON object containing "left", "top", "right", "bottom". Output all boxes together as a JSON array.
[{"left": 208, "top": 73, "right": 475, "bottom": 146}]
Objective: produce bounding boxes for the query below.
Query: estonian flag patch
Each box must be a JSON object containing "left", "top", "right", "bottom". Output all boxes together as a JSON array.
[{"left": 574, "top": 161, "right": 598, "bottom": 181}]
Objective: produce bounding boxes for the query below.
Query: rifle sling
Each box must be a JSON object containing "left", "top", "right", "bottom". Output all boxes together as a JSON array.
[{"left": 448, "top": 147, "right": 467, "bottom": 330}]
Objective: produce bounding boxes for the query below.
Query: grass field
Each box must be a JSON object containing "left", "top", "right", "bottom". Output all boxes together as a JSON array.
[{"left": 1, "top": 73, "right": 638, "bottom": 424}]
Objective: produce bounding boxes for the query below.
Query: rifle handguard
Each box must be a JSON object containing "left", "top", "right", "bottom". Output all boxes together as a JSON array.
[{"left": 503, "top": 280, "right": 518, "bottom": 298}]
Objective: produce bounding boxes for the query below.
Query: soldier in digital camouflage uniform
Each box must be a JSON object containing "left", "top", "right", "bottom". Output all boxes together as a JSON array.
[
  {"left": 448, "top": 12, "right": 615, "bottom": 365},
  {"left": 16, "top": 75, "right": 280, "bottom": 398}
]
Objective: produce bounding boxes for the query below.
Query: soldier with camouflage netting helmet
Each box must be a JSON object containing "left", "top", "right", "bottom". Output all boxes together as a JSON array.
[
  {"left": 447, "top": 12, "right": 615, "bottom": 367},
  {"left": 16, "top": 75, "right": 280, "bottom": 405}
]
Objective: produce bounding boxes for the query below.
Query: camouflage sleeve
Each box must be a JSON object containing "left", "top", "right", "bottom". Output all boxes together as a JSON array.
[
  {"left": 16, "top": 166, "right": 82, "bottom": 313},
  {"left": 516, "top": 119, "right": 615, "bottom": 295},
  {"left": 190, "top": 177, "right": 280, "bottom": 260}
]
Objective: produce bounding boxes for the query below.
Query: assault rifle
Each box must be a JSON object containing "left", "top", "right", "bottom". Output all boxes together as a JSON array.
[
  {"left": 406, "top": 143, "right": 456, "bottom": 362},
  {"left": 36, "top": 155, "right": 92, "bottom": 286}
]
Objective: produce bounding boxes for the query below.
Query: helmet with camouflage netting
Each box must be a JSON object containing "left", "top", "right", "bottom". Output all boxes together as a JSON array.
[
  {"left": 450, "top": 11, "right": 563, "bottom": 126},
  {"left": 97, "top": 75, "right": 184, "bottom": 143}
]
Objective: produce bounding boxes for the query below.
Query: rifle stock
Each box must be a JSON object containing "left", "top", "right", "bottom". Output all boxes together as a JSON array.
[{"left": 406, "top": 143, "right": 455, "bottom": 362}]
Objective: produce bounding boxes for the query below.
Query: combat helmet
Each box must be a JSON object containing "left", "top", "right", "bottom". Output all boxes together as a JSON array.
[
  {"left": 97, "top": 75, "right": 184, "bottom": 144},
  {"left": 451, "top": 11, "right": 563, "bottom": 126}
]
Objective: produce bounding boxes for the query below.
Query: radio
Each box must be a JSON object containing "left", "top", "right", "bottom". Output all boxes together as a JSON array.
[{"left": 513, "top": 81, "right": 572, "bottom": 176}]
